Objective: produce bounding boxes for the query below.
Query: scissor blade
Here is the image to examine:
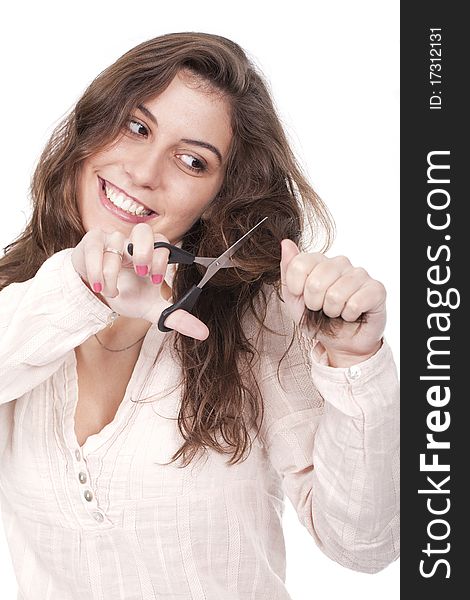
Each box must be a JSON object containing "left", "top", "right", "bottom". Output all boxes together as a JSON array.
[
  {"left": 223, "top": 217, "right": 269, "bottom": 260},
  {"left": 197, "top": 217, "right": 268, "bottom": 288},
  {"left": 193, "top": 257, "right": 219, "bottom": 268}
]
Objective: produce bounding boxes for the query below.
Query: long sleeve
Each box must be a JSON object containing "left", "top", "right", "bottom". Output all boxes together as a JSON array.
[
  {"left": 255, "top": 287, "right": 399, "bottom": 574},
  {"left": 0, "top": 248, "right": 114, "bottom": 405}
]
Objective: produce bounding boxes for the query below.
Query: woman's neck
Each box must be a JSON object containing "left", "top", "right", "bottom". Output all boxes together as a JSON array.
[{"left": 97, "top": 316, "right": 153, "bottom": 349}]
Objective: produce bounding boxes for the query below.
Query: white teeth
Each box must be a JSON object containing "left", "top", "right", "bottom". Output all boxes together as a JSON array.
[
  {"left": 111, "top": 191, "right": 119, "bottom": 204},
  {"left": 103, "top": 182, "right": 152, "bottom": 216}
]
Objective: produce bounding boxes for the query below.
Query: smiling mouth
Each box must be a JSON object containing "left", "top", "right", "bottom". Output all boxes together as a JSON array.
[{"left": 99, "top": 177, "right": 157, "bottom": 217}]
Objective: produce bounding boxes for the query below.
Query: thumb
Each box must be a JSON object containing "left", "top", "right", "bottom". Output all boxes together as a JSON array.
[
  {"left": 280, "top": 239, "right": 305, "bottom": 324},
  {"left": 280, "top": 238, "right": 301, "bottom": 286},
  {"left": 163, "top": 308, "right": 210, "bottom": 341}
]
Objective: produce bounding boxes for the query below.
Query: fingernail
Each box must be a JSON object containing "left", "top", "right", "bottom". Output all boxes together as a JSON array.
[
  {"left": 93, "top": 282, "right": 102, "bottom": 293},
  {"left": 151, "top": 274, "right": 163, "bottom": 285},
  {"left": 136, "top": 265, "right": 148, "bottom": 276}
]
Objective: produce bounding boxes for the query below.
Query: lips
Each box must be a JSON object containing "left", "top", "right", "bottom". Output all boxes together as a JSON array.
[{"left": 97, "top": 176, "right": 158, "bottom": 224}]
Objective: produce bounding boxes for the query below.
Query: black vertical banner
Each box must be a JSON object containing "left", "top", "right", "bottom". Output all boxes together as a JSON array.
[{"left": 401, "top": 3, "right": 466, "bottom": 597}]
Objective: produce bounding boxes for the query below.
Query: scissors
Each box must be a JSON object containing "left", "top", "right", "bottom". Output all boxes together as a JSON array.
[{"left": 127, "top": 217, "right": 268, "bottom": 333}]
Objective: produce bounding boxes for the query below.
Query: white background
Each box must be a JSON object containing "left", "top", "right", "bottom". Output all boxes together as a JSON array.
[{"left": 0, "top": 1, "right": 399, "bottom": 598}]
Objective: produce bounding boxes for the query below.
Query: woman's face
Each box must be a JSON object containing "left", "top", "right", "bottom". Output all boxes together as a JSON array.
[{"left": 77, "top": 72, "right": 232, "bottom": 244}]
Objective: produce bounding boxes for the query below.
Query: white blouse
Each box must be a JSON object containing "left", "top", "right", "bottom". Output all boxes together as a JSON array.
[{"left": 0, "top": 248, "right": 399, "bottom": 599}]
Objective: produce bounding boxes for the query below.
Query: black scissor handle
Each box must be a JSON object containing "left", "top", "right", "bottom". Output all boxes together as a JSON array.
[
  {"left": 127, "top": 242, "right": 195, "bottom": 265},
  {"left": 158, "top": 285, "right": 203, "bottom": 332}
]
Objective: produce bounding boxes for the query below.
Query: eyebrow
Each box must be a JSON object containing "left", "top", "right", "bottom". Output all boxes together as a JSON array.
[{"left": 137, "top": 103, "right": 223, "bottom": 165}]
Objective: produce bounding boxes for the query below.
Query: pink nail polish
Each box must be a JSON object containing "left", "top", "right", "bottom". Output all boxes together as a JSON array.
[
  {"left": 93, "top": 282, "right": 102, "bottom": 293},
  {"left": 151, "top": 274, "right": 163, "bottom": 284},
  {"left": 136, "top": 265, "right": 148, "bottom": 276}
]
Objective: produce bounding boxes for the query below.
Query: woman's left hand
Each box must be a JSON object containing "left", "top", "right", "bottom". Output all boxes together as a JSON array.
[{"left": 280, "top": 239, "right": 387, "bottom": 367}]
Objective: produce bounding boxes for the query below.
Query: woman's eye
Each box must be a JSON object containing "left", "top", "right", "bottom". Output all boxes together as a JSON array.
[
  {"left": 179, "top": 154, "right": 207, "bottom": 173},
  {"left": 128, "top": 119, "right": 148, "bottom": 137}
]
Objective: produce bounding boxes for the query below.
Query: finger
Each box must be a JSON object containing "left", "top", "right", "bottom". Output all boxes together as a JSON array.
[
  {"left": 101, "top": 231, "right": 126, "bottom": 297},
  {"left": 281, "top": 239, "right": 328, "bottom": 296},
  {"left": 149, "top": 233, "right": 170, "bottom": 285},
  {"left": 84, "top": 228, "right": 106, "bottom": 293},
  {"left": 162, "top": 308, "right": 210, "bottom": 341},
  {"left": 129, "top": 223, "right": 156, "bottom": 277},
  {"left": 340, "top": 280, "right": 387, "bottom": 322},
  {"left": 313, "top": 266, "right": 369, "bottom": 317},
  {"left": 302, "top": 255, "right": 353, "bottom": 312},
  {"left": 283, "top": 247, "right": 327, "bottom": 296}
]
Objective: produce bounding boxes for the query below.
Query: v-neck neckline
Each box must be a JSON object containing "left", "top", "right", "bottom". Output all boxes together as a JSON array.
[{"left": 65, "top": 324, "right": 164, "bottom": 454}]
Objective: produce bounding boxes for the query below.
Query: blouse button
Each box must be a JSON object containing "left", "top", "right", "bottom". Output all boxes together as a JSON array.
[
  {"left": 75, "top": 449, "right": 82, "bottom": 461},
  {"left": 84, "top": 489, "right": 93, "bottom": 502},
  {"left": 78, "top": 472, "right": 87, "bottom": 484},
  {"left": 347, "top": 365, "right": 361, "bottom": 381},
  {"left": 92, "top": 511, "right": 104, "bottom": 523}
]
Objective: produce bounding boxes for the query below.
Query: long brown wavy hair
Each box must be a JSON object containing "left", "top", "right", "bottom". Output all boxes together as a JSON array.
[{"left": 0, "top": 32, "right": 337, "bottom": 467}]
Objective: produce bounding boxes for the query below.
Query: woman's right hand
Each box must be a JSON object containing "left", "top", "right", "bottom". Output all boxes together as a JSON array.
[{"left": 71, "top": 224, "right": 209, "bottom": 340}]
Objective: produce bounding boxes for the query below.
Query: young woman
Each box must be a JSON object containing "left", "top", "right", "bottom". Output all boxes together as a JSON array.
[{"left": 0, "top": 32, "right": 399, "bottom": 599}]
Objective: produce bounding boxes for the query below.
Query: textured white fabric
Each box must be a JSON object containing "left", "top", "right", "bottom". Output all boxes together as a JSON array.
[{"left": 0, "top": 248, "right": 400, "bottom": 599}]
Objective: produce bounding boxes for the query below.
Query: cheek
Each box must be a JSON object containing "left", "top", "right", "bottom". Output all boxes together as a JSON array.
[
  {"left": 76, "top": 178, "right": 86, "bottom": 217},
  {"left": 77, "top": 168, "right": 100, "bottom": 224},
  {"left": 175, "top": 200, "right": 209, "bottom": 223},
  {"left": 173, "top": 178, "right": 221, "bottom": 217}
]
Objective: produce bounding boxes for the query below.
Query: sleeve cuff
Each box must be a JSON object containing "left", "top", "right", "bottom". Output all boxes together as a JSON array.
[
  {"left": 308, "top": 337, "right": 399, "bottom": 418},
  {"left": 310, "top": 337, "right": 391, "bottom": 385}
]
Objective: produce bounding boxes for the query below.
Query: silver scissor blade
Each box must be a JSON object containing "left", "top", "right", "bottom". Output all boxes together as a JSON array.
[
  {"left": 197, "top": 217, "right": 268, "bottom": 289},
  {"left": 193, "top": 257, "right": 219, "bottom": 268},
  {"left": 223, "top": 217, "right": 269, "bottom": 260}
]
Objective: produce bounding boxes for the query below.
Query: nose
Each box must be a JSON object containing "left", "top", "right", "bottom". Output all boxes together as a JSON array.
[{"left": 124, "top": 147, "right": 164, "bottom": 190}]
